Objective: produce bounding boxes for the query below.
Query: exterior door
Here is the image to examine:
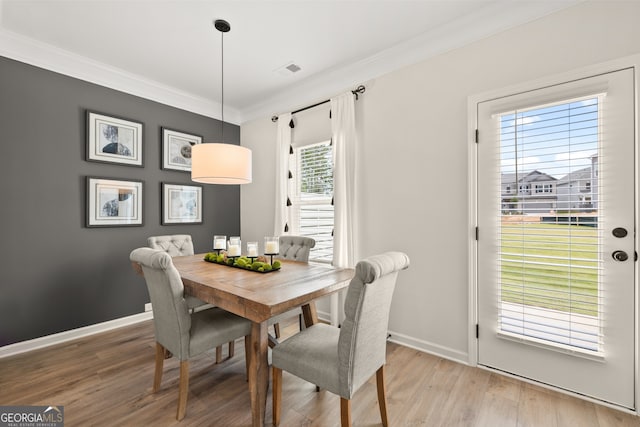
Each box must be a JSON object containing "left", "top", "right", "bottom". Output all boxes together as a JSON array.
[{"left": 476, "top": 68, "right": 635, "bottom": 409}]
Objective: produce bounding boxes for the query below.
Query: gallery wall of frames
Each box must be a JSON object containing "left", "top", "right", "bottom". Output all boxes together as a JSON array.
[
  {"left": 0, "top": 56, "right": 241, "bottom": 346},
  {"left": 84, "top": 111, "right": 205, "bottom": 227}
]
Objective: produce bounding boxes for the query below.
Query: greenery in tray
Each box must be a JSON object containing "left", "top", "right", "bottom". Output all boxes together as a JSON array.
[{"left": 203, "top": 251, "right": 281, "bottom": 272}]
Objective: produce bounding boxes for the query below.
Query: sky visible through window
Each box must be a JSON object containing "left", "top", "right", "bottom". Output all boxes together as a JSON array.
[{"left": 500, "top": 97, "right": 599, "bottom": 179}]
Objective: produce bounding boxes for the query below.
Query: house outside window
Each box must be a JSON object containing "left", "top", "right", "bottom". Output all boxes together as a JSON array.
[{"left": 290, "top": 140, "right": 334, "bottom": 263}]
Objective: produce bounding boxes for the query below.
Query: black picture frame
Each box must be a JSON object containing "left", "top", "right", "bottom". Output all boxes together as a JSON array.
[
  {"left": 161, "top": 127, "right": 202, "bottom": 172},
  {"left": 161, "top": 182, "right": 203, "bottom": 225},
  {"left": 86, "top": 176, "right": 144, "bottom": 227},
  {"left": 86, "top": 110, "right": 144, "bottom": 167}
]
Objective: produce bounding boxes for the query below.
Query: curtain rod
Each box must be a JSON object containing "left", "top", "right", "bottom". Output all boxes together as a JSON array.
[{"left": 271, "top": 85, "right": 365, "bottom": 122}]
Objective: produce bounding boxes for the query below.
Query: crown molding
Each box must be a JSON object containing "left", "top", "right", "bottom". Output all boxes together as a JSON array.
[
  {"left": 0, "top": 27, "right": 242, "bottom": 125},
  {"left": 0, "top": 1, "right": 579, "bottom": 125}
]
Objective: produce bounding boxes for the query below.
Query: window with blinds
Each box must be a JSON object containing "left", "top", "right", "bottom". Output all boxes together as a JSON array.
[
  {"left": 498, "top": 95, "right": 602, "bottom": 354},
  {"left": 292, "top": 140, "right": 334, "bottom": 263}
]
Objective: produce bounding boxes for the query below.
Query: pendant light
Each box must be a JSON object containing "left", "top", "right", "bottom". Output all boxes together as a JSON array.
[{"left": 192, "top": 19, "right": 252, "bottom": 185}]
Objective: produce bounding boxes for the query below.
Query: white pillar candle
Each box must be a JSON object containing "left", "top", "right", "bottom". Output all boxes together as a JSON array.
[
  {"left": 214, "top": 235, "right": 226, "bottom": 250},
  {"left": 228, "top": 244, "right": 241, "bottom": 257},
  {"left": 247, "top": 242, "right": 258, "bottom": 257},
  {"left": 265, "top": 241, "right": 278, "bottom": 254}
]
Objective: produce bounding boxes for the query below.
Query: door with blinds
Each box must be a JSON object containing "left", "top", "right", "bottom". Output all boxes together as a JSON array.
[{"left": 476, "top": 68, "right": 635, "bottom": 409}]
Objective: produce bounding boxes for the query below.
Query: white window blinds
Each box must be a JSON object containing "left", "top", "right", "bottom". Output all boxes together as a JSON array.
[
  {"left": 498, "top": 95, "right": 602, "bottom": 354},
  {"left": 292, "top": 140, "right": 334, "bottom": 263}
]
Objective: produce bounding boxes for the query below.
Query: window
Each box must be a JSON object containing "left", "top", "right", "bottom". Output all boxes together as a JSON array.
[
  {"left": 498, "top": 95, "right": 601, "bottom": 351},
  {"left": 291, "top": 140, "right": 334, "bottom": 263},
  {"left": 535, "top": 184, "right": 554, "bottom": 193}
]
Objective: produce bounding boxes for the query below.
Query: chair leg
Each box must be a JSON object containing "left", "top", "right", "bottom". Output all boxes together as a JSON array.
[
  {"left": 176, "top": 360, "right": 189, "bottom": 421},
  {"left": 340, "top": 398, "right": 352, "bottom": 427},
  {"left": 228, "top": 340, "right": 235, "bottom": 358},
  {"left": 244, "top": 336, "right": 251, "bottom": 381},
  {"left": 376, "top": 366, "right": 389, "bottom": 427},
  {"left": 153, "top": 342, "right": 165, "bottom": 392},
  {"left": 272, "top": 366, "right": 282, "bottom": 426},
  {"left": 274, "top": 323, "right": 281, "bottom": 339},
  {"left": 215, "top": 345, "right": 223, "bottom": 363}
]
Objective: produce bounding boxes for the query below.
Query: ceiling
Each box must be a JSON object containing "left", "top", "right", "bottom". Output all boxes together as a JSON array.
[{"left": 0, "top": 0, "right": 579, "bottom": 123}]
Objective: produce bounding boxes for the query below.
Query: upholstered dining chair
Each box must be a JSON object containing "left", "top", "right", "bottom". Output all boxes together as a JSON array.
[
  {"left": 269, "top": 236, "right": 316, "bottom": 341},
  {"left": 130, "top": 247, "right": 252, "bottom": 421},
  {"left": 147, "top": 234, "right": 233, "bottom": 363},
  {"left": 147, "top": 236, "right": 205, "bottom": 309},
  {"left": 271, "top": 251, "right": 410, "bottom": 427}
]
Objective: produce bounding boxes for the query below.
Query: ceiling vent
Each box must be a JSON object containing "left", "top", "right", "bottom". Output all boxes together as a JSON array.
[
  {"left": 285, "top": 63, "right": 301, "bottom": 73},
  {"left": 275, "top": 62, "right": 302, "bottom": 76}
]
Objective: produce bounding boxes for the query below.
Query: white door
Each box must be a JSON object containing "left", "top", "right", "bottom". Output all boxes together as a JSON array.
[{"left": 477, "top": 68, "right": 635, "bottom": 409}]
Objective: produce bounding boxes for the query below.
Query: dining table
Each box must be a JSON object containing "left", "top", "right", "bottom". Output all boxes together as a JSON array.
[{"left": 170, "top": 254, "right": 354, "bottom": 427}]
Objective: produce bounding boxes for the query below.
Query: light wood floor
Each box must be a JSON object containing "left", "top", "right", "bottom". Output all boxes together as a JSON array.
[{"left": 0, "top": 319, "right": 637, "bottom": 426}]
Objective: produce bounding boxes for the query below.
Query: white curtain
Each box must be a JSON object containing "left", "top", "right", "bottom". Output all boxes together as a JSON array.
[
  {"left": 330, "top": 92, "right": 359, "bottom": 325},
  {"left": 274, "top": 112, "right": 292, "bottom": 236}
]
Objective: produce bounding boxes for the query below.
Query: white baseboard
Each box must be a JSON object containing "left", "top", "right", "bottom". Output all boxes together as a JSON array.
[
  {"left": 318, "top": 310, "right": 470, "bottom": 365},
  {"left": 317, "top": 310, "right": 332, "bottom": 324},
  {"left": 387, "top": 329, "right": 469, "bottom": 365},
  {"left": 0, "top": 311, "right": 153, "bottom": 359}
]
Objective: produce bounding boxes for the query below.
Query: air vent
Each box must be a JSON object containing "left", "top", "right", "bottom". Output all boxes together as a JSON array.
[
  {"left": 285, "top": 63, "right": 301, "bottom": 73},
  {"left": 275, "top": 62, "right": 302, "bottom": 76}
]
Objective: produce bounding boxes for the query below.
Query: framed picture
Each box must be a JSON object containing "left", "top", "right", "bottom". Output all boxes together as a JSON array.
[
  {"left": 162, "top": 182, "right": 202, "bottom": 224},
  {"left": 87, "top": 111, "right": 143, "bottom": 166},
  {"left": 162, "top": 127, "right": 202, "bottom": 171},
  {"left": 87, "top": 177, "right": 143, "bottom": 227}
]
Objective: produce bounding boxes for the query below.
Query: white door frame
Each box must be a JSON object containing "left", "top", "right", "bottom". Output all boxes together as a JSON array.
[{"left": 467, "top": 54, "right": 640, "bottom": 414}]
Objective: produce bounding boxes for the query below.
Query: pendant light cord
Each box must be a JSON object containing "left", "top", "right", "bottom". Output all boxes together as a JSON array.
[
  {"left": 214, "top": 19, "right": 230, "bottom": 143},
  {"left": 221, "top": 29, "right": 224, "bottom": 143}
]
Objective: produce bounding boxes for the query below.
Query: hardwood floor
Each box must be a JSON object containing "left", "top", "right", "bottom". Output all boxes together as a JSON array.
[{"left": 0, "top": 319, "right": 637, "bottom": 426}]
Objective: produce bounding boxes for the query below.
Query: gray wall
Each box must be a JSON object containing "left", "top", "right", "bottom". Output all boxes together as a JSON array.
[{"left": 0, "top": 56, "right": 240, "bottom": 346}]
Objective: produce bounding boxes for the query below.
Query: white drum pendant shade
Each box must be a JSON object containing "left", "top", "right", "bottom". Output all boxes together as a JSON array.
[{"left": 191, "top": 143, "right": 252, "bottom": 184}]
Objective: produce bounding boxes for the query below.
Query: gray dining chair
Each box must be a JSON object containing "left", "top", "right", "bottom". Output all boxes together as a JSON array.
[
  {"left": 147, "top": 234, "right": 233, "bottom": 363},
  {"left": 147, "top": 235, "right": 206, "bottom": 311},
  {"left": 269, "top": 236, "right": 316, "bottom": 341},
  {"left": 130, "top": 247, "right": 252, "bottom": 421},
  {"left": 271, "top": 251, "right": 410, "bottom": 427}
]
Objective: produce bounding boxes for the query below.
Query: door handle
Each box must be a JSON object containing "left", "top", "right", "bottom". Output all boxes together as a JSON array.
[{"left": 612, "top": 250, "right": 629, "bottom": 262}]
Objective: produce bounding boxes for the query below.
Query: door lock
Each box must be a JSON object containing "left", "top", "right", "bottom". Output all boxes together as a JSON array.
[
  {"left": 612, "top": 227, "right": 628, "bottom": 238},
  {"left": 612, "top": 250, "right": 629, "bottom": 262}
]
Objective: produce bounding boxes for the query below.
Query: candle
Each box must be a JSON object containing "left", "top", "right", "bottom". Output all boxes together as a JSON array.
[
  {"left": 228, "top": 244, "right": 241, "bottom": 257},
  {"left": 213, "top": 235, "right": 226, "bottom": 250},
  {"left": 264, "top": 237, "right": 279, "bottom": 254},
  {"left": 247, "top": 242, "right": 258, "bottom": 257}
]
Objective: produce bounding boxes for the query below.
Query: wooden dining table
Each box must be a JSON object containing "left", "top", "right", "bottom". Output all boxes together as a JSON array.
[{"left": 171, "top": 254, "right": 354, "bottom": 427}]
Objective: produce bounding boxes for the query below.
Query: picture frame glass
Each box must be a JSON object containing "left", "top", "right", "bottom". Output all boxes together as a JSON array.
[
  {"left": 162, "top": 128, "right": 202, "bottom": 171},
  {"left": 87, "top": 112, "right": 143, "bottom": 166},
  {"left": 162, "top": 183, "right": 202, "bottom": 224},
  {"left": 87, "top": 177, "right": 143, "bottom": 227}
]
